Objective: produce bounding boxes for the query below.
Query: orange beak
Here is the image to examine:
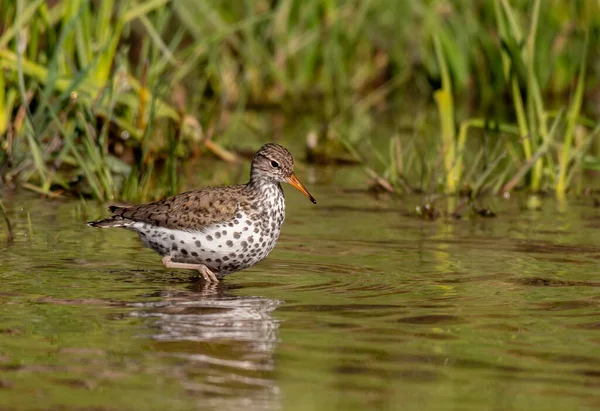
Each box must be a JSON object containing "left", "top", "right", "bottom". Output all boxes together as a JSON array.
[{"left": 287, "top": 173, "right": 316, "bottom": 204}]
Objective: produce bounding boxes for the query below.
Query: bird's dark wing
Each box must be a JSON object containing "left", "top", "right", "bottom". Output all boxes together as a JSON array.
[{"left": 109, "top": 185, "right": 246, "bottom": 230}]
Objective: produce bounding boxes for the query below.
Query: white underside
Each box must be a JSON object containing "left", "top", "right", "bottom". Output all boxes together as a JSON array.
[{"left": 131, "top": 207, "right": 283, "bottom": 274}]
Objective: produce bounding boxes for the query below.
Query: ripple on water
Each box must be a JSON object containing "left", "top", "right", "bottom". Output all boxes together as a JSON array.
[
  {"left": 507, "top": 277, "right": 600, "bottom": 287},
  {"left": 2, "top": 192, "right": 600, "bottom": 410},
  {"left": 396, "top": 314, "right": 468, "bottom": 325}
]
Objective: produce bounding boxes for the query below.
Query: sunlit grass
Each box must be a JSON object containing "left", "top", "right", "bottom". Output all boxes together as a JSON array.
[{"left": 0, "top": 0, "right": 599, "bottom": 203}]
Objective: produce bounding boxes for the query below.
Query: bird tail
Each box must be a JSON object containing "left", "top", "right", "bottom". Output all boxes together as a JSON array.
[{"left": 87, "top": 216, "right": 132, "bottom": 228}]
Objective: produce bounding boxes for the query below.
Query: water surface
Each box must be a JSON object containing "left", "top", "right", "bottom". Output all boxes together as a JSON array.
[{"left": 0, "top": 169, "right": 599, "bottom": 410}]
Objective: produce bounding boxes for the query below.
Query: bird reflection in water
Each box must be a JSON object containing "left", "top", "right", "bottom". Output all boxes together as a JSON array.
[{"left": 129, "top": 281, "right": 282, "bottom": 410}]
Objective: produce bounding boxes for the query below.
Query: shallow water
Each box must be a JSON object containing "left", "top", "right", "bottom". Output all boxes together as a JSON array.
[{"left": 1, "top": 169, "right": 600, "bottom": 410}]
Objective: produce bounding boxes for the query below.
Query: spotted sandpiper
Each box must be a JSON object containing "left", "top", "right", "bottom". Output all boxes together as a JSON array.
[{"left": 88, "top": 143, "right": 316, "bottom": 282}]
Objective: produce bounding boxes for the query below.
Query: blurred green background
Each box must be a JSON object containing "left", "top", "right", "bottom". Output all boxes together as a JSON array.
[{"left": 0, "top": 0, "right": 599, "bottom": 202}]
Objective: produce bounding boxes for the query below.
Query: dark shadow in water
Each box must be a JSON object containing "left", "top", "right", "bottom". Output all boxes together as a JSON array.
[
  {"left": 515, "top": 241, "right": 600, "bottom": 255},
  {"left": 507, "top": 277, "right": 600, "bottom": 287},
  {"left": 128, "top": 280, "right": 282, "bottom": 411}
]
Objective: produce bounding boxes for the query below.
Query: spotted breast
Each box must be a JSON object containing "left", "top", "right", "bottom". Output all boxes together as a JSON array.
[{"left": 133, "top": 182, "right": 285, "bottom": 275}]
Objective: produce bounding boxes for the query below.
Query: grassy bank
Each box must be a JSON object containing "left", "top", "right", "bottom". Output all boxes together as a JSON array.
[{"left": 0, "top": 0, "right": 599, "bottom": 203}]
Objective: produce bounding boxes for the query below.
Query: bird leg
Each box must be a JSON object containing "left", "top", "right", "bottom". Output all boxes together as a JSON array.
[{"left": 161, "top": 255, "right": 219, "bottom": 283}]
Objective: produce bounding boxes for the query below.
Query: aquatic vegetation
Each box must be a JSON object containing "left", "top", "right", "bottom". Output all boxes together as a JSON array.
[
  {"left": 0, "top": 0, "right": 599, "bottom": 202},
  {"left": 373, "top": 0, "right": 600, "bottom": 197},
  {"left": 0, "top": 198, "right": 13, "bottom": 241}
]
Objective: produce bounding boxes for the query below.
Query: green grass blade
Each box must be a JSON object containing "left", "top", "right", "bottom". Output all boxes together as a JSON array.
[
  {"left": 433, "top": 35, "right": 457, "bottom": 193},
  {"left": 557, "top": 27, "right": 588, "bottom": 196}
]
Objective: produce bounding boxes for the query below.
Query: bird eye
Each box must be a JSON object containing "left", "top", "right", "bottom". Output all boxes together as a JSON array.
[{"left": 270, "top": 160, "right": 279, "bottom": 168}]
